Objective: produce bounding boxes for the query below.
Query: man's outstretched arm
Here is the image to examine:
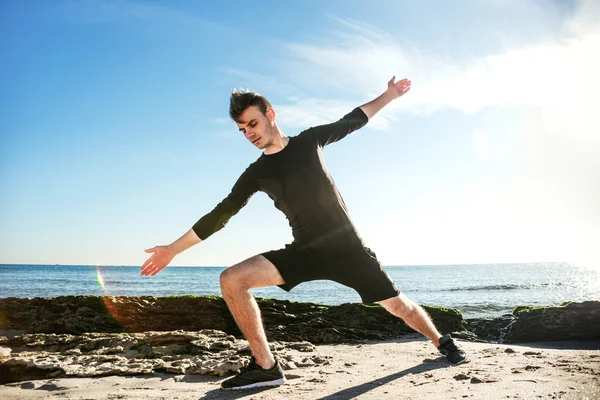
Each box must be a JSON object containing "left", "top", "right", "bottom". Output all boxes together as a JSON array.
[
  {"left": 359, "top": 76, "right": 411, "bottom": 120},
  {"left": 141, "top": 165, "right": 258, "bottom": 277},
  {"left": 141, "top": 229, "right": 202, "bottom": 276}
]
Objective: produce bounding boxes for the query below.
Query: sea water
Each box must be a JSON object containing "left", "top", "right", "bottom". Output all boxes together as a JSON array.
[{"left": 1, "top": 263, "right": 598, "bottom": 318}]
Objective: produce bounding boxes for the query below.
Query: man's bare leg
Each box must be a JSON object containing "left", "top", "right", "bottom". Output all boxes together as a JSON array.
[
  {"left": 220, "top": 255, "right": 285, "bottom": 369},
  {"left": 379, "top": 293, "right": 442, "bottom": 347}
]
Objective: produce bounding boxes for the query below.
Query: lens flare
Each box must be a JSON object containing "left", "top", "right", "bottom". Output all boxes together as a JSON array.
[
  {"left": 95, "top": 265, "right": 128, "bottom": 332},
  {"left": 96, "top": 266, "right": 107, "bottom": 291}
]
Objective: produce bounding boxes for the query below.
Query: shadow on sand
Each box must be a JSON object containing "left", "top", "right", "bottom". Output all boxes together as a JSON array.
[
  {"left": 198, "top": 359, "right": 448, "bottom": 400},
  {"left": 315, "top": 361, "right": 448, "bottom": 400}
]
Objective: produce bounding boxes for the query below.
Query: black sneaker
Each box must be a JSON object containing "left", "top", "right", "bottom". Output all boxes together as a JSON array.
[
  {"left": 437, "top": 334, "right": 468, "bottom": 365},
  {"left": 221, "top": 357, "right": 286, "bottom": 390}
]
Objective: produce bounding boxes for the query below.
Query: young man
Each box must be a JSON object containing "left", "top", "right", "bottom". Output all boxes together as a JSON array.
[{"left": 141, "top": 76, "right": 468, "bottom": 390}]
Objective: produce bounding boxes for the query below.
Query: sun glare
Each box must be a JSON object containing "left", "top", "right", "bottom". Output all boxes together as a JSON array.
[{"left": 96, "top": 266, "right": 107, "bottom": 291}]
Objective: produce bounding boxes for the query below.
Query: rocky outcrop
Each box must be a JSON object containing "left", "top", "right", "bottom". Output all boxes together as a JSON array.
[
  {"left": 466, "top": 315, "right": 514, "bottom": 343},
  {"left": 467, "top": 301, "right": 600, "bottom": 343},
  {"left": 0, "top": 296, "right": 465, "bottom": 344},
  {"left": 1, "top": 296, "right": 598, "bottom": 346},
  {"left": 0, "top": 330, "right": 321, "bottom": 384},
  {"left": 1, "top": 297, "right": 599, "bottom": 383},
  {"left": 503, "top": 301, "right": 600, "bottom": 343}
]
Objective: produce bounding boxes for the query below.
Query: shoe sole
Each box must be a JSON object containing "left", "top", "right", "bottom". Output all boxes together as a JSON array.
[
  {"left": 451, "top": 356, "right": 469, "bottom": 365},
  {"left": 222, "top": 377, "right": 287, "bottom": 390}
]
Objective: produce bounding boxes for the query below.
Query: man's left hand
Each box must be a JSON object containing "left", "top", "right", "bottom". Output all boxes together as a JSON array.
[{"left": 387, "top": 76, "right": 411, "bottom": 99}]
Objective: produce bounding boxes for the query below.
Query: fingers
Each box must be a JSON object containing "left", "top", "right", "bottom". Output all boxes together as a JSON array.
[
  {"left": 141, "top": 245, "right": 171, "bottom": 276},
  {"left": 141, "top": 253, "right": 169, "bottom": 276},
  {"left": 150, "top": 265, "right": 165, "bottom": 276},
  {"left": 395, "top": 79, "right": 412, "bottom": 95},
  {"left": 141, "top": 247, "right": 158, "bottom": 274},
  {"left": 146, "top": 263, "right": 164, "bottom": 276},
  {"left": 141, "top": 259, "right": 150, "bottom": 271},
  {"left": 140, "top": 258, "right": 152, "bottom": 275},
  {"left": 141, "top": 260, "right": 164, "bottom": 276},
  {"left": 388, "top": 75, "right": 396, "bottom": 85}
]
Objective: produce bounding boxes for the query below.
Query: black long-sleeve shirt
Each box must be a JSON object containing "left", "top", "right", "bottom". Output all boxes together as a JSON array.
[{"left": 192, "top": 107, "right": 369, "bottom": 250}]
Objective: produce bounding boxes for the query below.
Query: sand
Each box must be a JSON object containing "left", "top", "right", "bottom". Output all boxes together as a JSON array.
[{"left": 1, "top": 336, "right": 599, "bottom": 400}]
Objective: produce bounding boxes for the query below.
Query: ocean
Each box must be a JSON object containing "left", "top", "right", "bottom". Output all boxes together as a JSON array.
[{"left": 1, "top": 263, "right": 598, "bottom": 319}]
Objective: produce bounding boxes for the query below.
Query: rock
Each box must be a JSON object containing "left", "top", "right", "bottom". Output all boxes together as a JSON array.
[
  {"left": 93, "top": 346, "right": 125, "bottom": 355},
  {"left": 165, "top": 363, "right": 188, "bottom": 374},
  {"left": 283, "top": 361, "right": 297, "bottom": 370},
  {"left": 0, "top": 346, "right": 12, "bottom": 357},
  {"left": 449, "top": 330, "right": 485, "bottom": 342},
  {"left": 0, "top": 358, "right": 64, "bottom": 384},
  {"left": 502, "top": 302, "right": 600, "bottom": 343},
  {"left": 296, "top": 358, "right": 315, "bottom": 367},
  {"left": 453, "top": 373, "right": 470, "bottom": 380},
  {"left": 466, "top": 315, "right": 514, "bottom": 342},
  {"left": 310, "top": 355, "right": 328, "bottom": 364},
  {"left": 464, "top": 301, "right": 600, "bottom": 343},
  {"left": 286, "top": 342, "right": 316, "bottom": 352},
  {"left": 0, "top": 329, "right": 318, "bottom": 383},
  {"left": 0, "top": 296, "right": 466, "bottom": 344},
  {"left": 1, "top": 296, "right": 597, "bottom": 349}
]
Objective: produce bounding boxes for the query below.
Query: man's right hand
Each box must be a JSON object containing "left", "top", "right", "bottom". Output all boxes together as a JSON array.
[{"left": 141, "top": 245, "right": 175, "bottom": 276}]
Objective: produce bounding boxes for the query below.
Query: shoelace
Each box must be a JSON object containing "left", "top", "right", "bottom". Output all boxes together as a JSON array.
[{"left": 440, "top": 341, "right": 459, "bottom": 354}]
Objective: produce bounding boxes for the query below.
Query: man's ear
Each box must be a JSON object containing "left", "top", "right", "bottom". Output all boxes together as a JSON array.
[{"left": 267, "top": 107, "right": 276, "bottom": 122}]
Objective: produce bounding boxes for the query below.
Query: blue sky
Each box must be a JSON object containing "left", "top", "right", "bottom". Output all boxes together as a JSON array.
[{"left": 1, "top": 0, "right": 598, "bottom": 268}]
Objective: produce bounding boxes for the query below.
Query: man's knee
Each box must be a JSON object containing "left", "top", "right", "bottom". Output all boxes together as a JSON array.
[
  {"left": 220, "top": 266, "right": 245, "bottom": 294},
  {"left": 222, "top": 255, "right": 285, "bottom": 291},
  {"left": 220, "top": 256, "right": 270, "bottom": 293}
]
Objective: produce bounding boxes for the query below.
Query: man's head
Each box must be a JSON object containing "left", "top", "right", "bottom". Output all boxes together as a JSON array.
[
  {"left": 229, "top": 89, "right": 272, "bottom": 123},
  {"left": 230, "top": 89, "right": 278, "bottom": 150}
]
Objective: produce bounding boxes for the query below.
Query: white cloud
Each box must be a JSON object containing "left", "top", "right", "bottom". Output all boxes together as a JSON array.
[
  {"left": 472, "top": 130, "right": 490, "bottom": 160},
  {"left": 276, "top": 98, "right": 392, "bottom": 132},
  {"left": 223, "top": 1, "right": 600, "bottom": 266},
  {"left": 231, "top": 1, "right": 598, "bottom": 137},
  {"left": 271, "top": 4, "right": 599, "bottom": 132},
  {"left": 219, "top": 67, "right": 302, "bottom": 99}
]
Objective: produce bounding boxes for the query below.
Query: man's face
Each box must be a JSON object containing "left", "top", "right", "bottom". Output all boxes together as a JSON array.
[{"left": 235, "top": 106, "right": 276, "bottom": 150}]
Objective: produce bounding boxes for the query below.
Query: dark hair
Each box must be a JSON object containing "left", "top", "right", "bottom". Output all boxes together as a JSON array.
[{"left": 229, "top": 89, "right": 272, "bottom": 123}]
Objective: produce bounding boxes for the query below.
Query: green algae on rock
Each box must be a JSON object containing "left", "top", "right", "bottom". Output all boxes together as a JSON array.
[
  {"left": 0, "top": 296, "right": 465, "bottom": 343},
  {"left": 503, "top": 301, "right": 600, "bottom": 343}
]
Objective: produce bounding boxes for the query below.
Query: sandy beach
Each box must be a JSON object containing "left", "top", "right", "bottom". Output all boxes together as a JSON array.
[{"left": 2, "top": 336, "right": 599, "bottom": 400}]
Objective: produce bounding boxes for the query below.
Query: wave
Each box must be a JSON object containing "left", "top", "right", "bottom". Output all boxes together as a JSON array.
[
  {"left": 441, "top": 283, "right": 565, "bottom": 292},
  {"left": 11, "top": 278, "right": 83, "bottom": 284},
  {"left": 456, "top": 304, "right": 513, "bottom": 312}
]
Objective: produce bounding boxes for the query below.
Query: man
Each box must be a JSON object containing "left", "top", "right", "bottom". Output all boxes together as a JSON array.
[{"left": 141, "top": 76, "right": 468, "bottom": 390}]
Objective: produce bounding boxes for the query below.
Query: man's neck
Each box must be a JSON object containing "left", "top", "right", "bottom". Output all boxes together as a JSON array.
[{"left": 263, "top": 129, "right": 289, "bottom": 155}]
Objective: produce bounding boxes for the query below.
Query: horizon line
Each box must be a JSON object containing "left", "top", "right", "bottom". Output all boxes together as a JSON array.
[{"left": 0, "top": 261, "right": 569, "bottom": 268}]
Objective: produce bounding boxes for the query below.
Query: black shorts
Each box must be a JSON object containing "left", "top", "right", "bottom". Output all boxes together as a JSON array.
[{"left": 261, "top": 243, "right": 400, "bottom": 304}]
